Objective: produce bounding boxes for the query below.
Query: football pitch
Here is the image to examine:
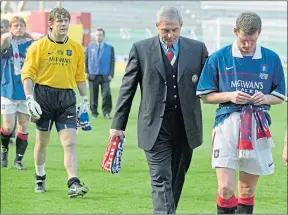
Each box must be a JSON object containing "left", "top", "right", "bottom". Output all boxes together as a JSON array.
[{"left": 1, "top": 71, "right": 287, "bottom": 214}]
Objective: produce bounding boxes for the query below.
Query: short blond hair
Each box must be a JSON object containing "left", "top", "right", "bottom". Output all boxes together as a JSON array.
[{"left": 9, "top": 16, "right": 26, "bottom": 27}]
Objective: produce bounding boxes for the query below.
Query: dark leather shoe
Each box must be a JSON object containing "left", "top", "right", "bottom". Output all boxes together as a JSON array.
[{"left": 104, "top": 113, "right": 112, "bottom": 119}]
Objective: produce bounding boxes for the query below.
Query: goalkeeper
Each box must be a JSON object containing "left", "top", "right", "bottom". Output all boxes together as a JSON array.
[{"left": 21, "top": 7, "right": 90, "bottom": 197}]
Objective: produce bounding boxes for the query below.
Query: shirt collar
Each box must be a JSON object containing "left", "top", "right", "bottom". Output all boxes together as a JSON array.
[
  {"left": 96, "top": 42, "right": 103, "bottom": 49},
  {"left": 232, "top": 40, "right": 262, "bottom": 59}
]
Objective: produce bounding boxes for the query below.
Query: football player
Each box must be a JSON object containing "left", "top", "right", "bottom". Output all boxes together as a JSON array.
[
  {"left": 21, "top": 7, "right": 89, "bottom": 197},
  {"left": 196, "top": 12, "right": 285, "bottom": 214},
  {"left": 1, "top": 16, "right": 41, "bottom": 170}
]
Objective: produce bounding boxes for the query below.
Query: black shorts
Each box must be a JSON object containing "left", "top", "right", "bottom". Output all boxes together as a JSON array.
[{"left": 33, "top": 84, "right": 77, "bottom": 132}]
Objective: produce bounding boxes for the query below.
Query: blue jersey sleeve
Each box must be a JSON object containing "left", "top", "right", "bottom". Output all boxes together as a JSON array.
[
  {"left": 196, "top": 55, "right": 219, "bottom": 96},
  {"left": 270, "top": 56, "right": 286, "bottom": 100}
]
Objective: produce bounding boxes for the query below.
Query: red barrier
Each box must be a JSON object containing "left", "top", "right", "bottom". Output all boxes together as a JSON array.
[
  {"left": 29, "top": 11, "right": 49, "bottom": 35},
  {"left": 70, "top": 12, "right": 91, "bottom": 47}
]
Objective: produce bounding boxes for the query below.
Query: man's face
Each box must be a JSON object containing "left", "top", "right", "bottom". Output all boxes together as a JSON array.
[
  {"left": 1, "top": 23, "right": 9, "bottom": 34},
  {"left": 95, "top": 30, "right": 104, "bottom": 43},
  {"left": 234, "top": 28, "right": 260, "bottom": 54},
  {"left": 157, "top": 19, "right": 181, "bottom": 47},
  {"left": 9, "top": 21, "right": 26, "bottom": 37},
  {"left": 49, "top": 15, "right": 70, "bottom": 36}
]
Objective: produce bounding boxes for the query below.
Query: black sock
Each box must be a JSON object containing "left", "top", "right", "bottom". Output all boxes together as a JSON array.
[
  {"left": 236, "top": 196, "right": 254, "bottom": 214},
  {"left": 35, "top": 173, "right": 46, "bottom": 181},
  {"left": 15, "top": 133, "right": 28, "bottom": 162},
  {"left": 1, "top": 130, "right": 12, "bottom": 151},
  {"left": 217, "top": 205, "right": 237, "bottom": 214},
  {"left": 236, "top": 203, "right": 254, "bottom": 214},
  {"left": 67, "top": 177, "right": 80, "bottom": 187},
  {"left": 217, "top": 194, "right": 238, "bottom": 214}
]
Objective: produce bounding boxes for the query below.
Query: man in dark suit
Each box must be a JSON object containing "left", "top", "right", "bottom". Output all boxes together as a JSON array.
[
  {"left": 85, "top": 28, "right": 115, "bottom": 119},
  {"left": 109, "top": 6, "right": 208, "bottom": 214}
]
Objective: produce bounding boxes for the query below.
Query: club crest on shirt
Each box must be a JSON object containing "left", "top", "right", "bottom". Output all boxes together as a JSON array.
[
  {"left": 66, "top": 50, "right": 72, "bottom": 56},
  {"left": 192, "top": 74, "right": 198, "bottom": 83},
  {"left": 260, "top": 64, "right": 268, "bottom": 73}
]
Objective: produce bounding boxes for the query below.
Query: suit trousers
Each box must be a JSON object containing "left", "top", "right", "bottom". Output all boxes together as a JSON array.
[
  {"left": 88, "top": 75, "right": 112, "bottom": 116},
  {"left": 144, "top": 107, "right": 193, "bottom": 214}
]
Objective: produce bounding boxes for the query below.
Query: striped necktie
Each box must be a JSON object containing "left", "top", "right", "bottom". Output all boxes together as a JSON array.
[
  {"left": 97, "top": 44, "right": 101, "bottom": 59},
  {"left": 166, "top": 45, "right": 175, "bottom": 66}
]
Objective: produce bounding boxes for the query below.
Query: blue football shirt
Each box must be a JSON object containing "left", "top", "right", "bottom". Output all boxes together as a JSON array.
[
  {"left": 196, "top": 41, "right": 286, "bottom": 127},
  {"left": 1, "top": 40, "right": 33, "bottom": 100}
]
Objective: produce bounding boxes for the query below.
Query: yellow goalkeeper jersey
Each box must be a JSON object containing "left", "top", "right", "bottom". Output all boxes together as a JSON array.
[{"left": 21, "top": 35, "right": 86, "bottom": 89}]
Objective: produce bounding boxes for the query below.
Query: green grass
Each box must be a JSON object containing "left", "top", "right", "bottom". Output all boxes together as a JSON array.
[{"left": 1, "top": 71, "right": 287, "bottom": 214}]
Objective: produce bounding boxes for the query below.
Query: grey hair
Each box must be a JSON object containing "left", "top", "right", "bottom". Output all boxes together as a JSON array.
[
  {"left": 236, "top": 12, "right": 262, "bottom": 35},
  {"left": 156, "top": 6, "right": 183, "bottom": 26}
]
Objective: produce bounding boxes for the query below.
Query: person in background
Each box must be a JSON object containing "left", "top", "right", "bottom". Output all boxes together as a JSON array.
[
  {"left": 1, "top": 18, "right": 16, "bottom": 146},
  {"left": 1, "top": 16, "right": 41, "bottom": 170},
  {"left": 85, "top": 28, "right": 115, "bottom": 119},
  {"left": 0, "top": 18, "right": 9, "bottom": 34}
]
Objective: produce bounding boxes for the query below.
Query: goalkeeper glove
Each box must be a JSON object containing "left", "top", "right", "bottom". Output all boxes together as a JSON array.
[
  {"left": 26, "top": 95, "right": 42, "bottom": 120},
  {"left": 77, "top": 96, "right": 92, "bottom": 131}
]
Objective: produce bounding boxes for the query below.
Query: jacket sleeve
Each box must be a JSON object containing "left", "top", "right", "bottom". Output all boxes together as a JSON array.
[
  {"left": 85, "top": 45, "right": 89, "bottom": 74},
  {"left": 201, "top": 42, "right": 209, "bottom": 70},
  {"left": 111, "top": 43, "right": 140, "bottom": 130},
  {"left": 109, "top": 46, "right": 115, "bottom": 78}
]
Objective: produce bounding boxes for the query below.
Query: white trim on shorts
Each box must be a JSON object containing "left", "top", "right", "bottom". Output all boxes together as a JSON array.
[{"left": 1, "top": 97, "right": 28, "bottom": 115}]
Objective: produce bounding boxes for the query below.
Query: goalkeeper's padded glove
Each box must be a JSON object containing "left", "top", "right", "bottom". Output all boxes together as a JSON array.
[
  {"left": 78, "top": 96, "right": 89, "bottom": 114},
  {"left": 77, "top": 96, "right": 92, "bottom": 131},
  {"left": 78, "top": 108, "right": 92, "bottom": 131},
  {"left": 102, "top": 136, "right": 125, "bottom": 174},
  {"left": 26, "top": 95, "right": 42, "bottom": 120}
]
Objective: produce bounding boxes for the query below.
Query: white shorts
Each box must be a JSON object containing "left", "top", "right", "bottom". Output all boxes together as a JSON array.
[
  {"left": 212, "top": 112, "right": 274, "bottom": 176},
  {"left": 1, "top": 97, "right": 28, "bottom": 115}
]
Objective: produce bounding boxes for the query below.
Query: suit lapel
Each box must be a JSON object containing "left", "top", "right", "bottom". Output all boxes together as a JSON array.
[
  {"left": 150, "top": 36, "right": 166, "bottom": 81},
  {"left": 178, "top": 37, "right": 188, "bottom": 82}
]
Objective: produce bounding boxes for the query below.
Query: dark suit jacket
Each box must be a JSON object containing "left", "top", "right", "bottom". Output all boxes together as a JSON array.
[{"left": 111, "top": 36, "right": 208, "bottom": 151}]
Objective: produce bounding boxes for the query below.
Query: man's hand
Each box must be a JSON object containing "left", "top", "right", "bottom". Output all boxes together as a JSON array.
[
  {"left": 26, "top": 95, "right": 42, "bottom": 119},
  {"left": 108, "top": 75, "right": 112, "bottom": 81},
  {"left": 251, "top": 92, "right": 267, "bottom": 106},
  {"left": 228, "top": 91, "right": 252, "bottom": 104},
  {"left": 109, "top": 129, "right": 124, "bottom": 142}
]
